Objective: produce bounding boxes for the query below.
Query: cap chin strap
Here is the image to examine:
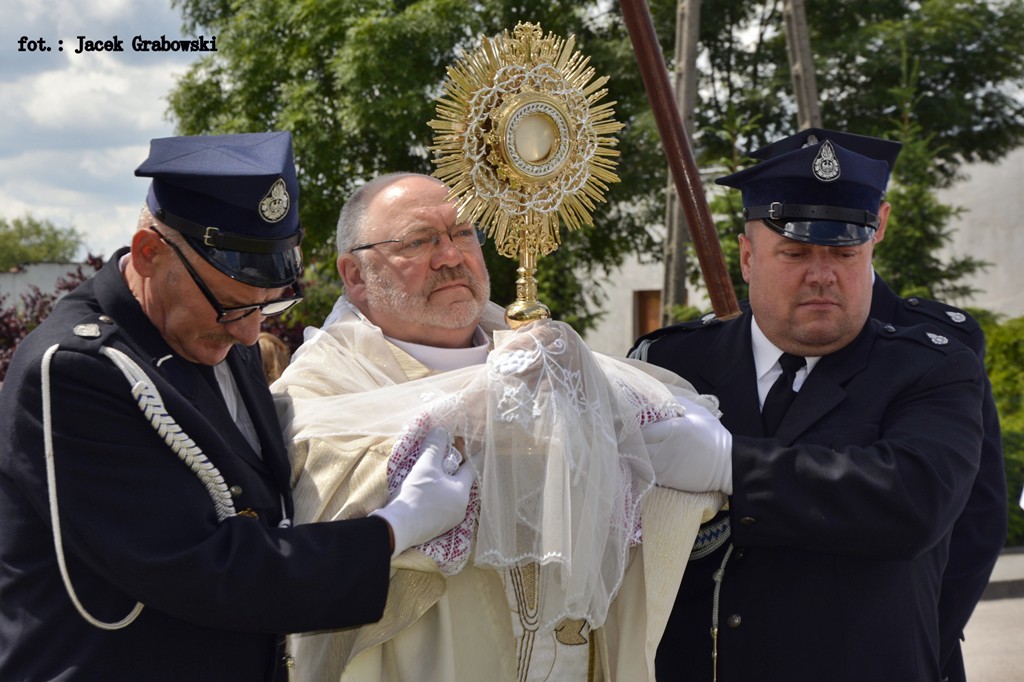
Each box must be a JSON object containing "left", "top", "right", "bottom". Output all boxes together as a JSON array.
[
  {"left": 744, "top": 202, "right": 878, "bottom": 229},
  {"left": 155, "top": 208, "right": 302, "bottom": 254}
]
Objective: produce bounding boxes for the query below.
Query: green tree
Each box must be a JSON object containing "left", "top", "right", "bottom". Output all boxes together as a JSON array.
[
  {"left": 168, "top": 0, "right": 666, "bottom": 331},
  {"left": 981, "top": 314, "right": 1024, "bottom": 545},
  {"left": 873, "top": 48, "right": 990, "bottom": 301},
  {"left": 694, "top": 0, "right": 1024, "bottom": 173},
  {"left": 169, "top": 0, "right": 1024, "bottom": 545},
  {"left": 0, "top": 215, "right": 83, "bottom": 270},
  {"left": 167, "top": 0, "right": 1024, "bottom": 324},
  {"left": 688, "top": 1, "right": 1024, "bottom": 310}
]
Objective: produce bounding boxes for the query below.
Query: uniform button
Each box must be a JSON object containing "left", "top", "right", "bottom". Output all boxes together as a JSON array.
[
  {"left": 739, "top": 516, "right": 756, "bottom": 526},
  {"left": 908, "top": 298, "right": 920, "bottom": 306},
  {"left": 727, "top": 614, "right": 742, "bottom": 628},
  {"left": 734, "top": 548, "right": 745, "bottom": 560},
  {"left": 883, "top": 324, "right": 896, "bottom": 333},
  {"left": 229, "top": 485, "right": 243, "bottom": 498},
  {"left": 98, "top": 315, "right": 114, "bottom": 324}
]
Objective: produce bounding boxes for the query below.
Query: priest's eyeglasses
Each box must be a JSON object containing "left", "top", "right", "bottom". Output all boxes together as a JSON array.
[
  {"left": 151, "top": 226, "right": 303, "bottom": 324},
  {"left": 349, "top": 226, "right": 486, "bottom": 259}
]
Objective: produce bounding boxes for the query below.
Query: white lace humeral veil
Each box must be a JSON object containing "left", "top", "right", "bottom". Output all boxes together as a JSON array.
[{"left": 273, "top": 296, "right": 724, "bottom": 682}]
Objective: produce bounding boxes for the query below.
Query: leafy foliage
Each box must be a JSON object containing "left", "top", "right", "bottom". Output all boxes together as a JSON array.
[
  {"left": 259, "top": 256, "right": 343, "bottom": 351},
  {"left": 873, "top": 51, "right": 991, "bottom": 303},
  {"left": 167, "top": 0, "right": 1024, "bottom": 326},
  {"left": 0, "top": 256, "right": 103, "bottom": 382},
  {"left": 0, "top": 215, "right": 84, "bottom": 271},
  {"left": 167, "top": 0, "right": 676, "bottom": 331},
  {"left": 694, "top": 0, "right": 1024, "bottom": 175},
  {"left": 981, "top": 314, "right": 1024, "bottom": 546},
  {"left": 685, "top": 1, "right": 1024, "bottom": 312}
]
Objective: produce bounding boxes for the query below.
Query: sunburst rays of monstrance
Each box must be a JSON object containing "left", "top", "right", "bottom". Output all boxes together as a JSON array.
[{"left": 429, "top": 22, "right": 624, "bottom": 327}]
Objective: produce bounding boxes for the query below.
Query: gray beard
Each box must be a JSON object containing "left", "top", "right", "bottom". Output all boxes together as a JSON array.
[{"left": 364, "top": 265, "right": 491, "bottom": 330}]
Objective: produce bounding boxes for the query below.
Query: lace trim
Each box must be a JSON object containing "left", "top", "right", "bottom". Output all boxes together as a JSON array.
[{"left": 385, "top": 413, "right": 480, "bottom": 575}]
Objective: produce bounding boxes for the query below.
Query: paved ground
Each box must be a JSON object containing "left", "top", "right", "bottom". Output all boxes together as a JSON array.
[
  {"left": 962, "top": 549, "right": 1024, "bottom": 681},
  {"left": 962, "top": 597, "right": 1024, "bottom": 681}
]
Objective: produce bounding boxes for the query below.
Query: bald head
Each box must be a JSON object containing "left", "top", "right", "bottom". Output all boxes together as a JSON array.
[{"left": 336, "top": 173, "right": 447, "bottom": 254}]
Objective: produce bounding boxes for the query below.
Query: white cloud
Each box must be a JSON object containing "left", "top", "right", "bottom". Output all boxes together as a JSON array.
[
  {"left": 1, "top": 0, "right": 202, "bottom": 260},
  {"left": 15, "top": 0, "right": 168, "bottom": 35},
  {"left": 0, "top": 146, "right": 152, "bottom": 256},
  {"left": 24, "top": 54, "right": 186, "bottom": 134}
]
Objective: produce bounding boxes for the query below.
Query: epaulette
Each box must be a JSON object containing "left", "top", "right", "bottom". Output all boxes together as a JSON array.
[
  {"left": 629, "top": 312, "right": 723, "bottom": 361},
  {"left": 898, "top": 296, "right": 980, "bottom": 335},
  {"left": 59, "top": 313, "right": 119, "bottom": 352},
  {"left": 872, "top": 318, "right": 964, "bottom": 356},
  {"left": 667, "top": 312, "right": 724, "bottom": 332}
]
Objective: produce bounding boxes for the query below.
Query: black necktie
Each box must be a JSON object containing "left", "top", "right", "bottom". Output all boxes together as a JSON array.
[{"left": 761, "top": 353, "right": 806, "bottom": 436}]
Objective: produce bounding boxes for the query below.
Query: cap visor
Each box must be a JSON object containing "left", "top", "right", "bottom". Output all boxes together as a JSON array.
[
  {"left": 185, "top": 238, "right": 302, "bottom": 287},
  {"left": 762, "top": 219, "right": 875, "bottom": 246}
]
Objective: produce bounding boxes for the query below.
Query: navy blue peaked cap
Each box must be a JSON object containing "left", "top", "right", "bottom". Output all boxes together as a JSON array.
[
  {"left": 135, "top": 131, "right": 303, "bottom": 287},
  {"left": 749, "top": 128, "right": 902, "bottom": 171},
  {"left": 716, "top": 129, "right": 902, "bottom": 246}
]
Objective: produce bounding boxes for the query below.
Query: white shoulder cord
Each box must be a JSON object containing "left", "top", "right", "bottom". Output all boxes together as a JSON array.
[{"left": 41, "top": 343, "right": 237, "bottom": 630}]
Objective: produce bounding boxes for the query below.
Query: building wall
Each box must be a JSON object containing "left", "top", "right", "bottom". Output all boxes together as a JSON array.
[
  {"left": 938, "top": 146, "right": 1024, "bottom": 318},
  {"left": 583, "top": 259, "right": 663, "bottom": 356},
  {"left": 0, "top": 263, "right": 82, "bottom": 309}
]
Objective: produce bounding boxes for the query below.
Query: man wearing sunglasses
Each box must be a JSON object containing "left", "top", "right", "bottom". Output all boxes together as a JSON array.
[{"left": 0, "top": 133, "right": 473, "bottom": 681}]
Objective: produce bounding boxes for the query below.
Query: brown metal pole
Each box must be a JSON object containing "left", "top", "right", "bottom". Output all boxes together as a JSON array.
[{"left": 619, "top": 0, "right": 740, "bottom": 319}]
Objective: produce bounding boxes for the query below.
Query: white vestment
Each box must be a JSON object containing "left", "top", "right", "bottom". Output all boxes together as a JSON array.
[{"left": 272, "top": 296, "right": 722, "bottom": 681}]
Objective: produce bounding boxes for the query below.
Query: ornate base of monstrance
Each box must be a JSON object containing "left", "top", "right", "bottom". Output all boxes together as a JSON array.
[{"left": 504, "top": 250, "right": 550, "bottom": 328}]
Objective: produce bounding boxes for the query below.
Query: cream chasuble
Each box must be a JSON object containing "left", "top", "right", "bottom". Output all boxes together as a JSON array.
[{"left": 272, "top": 296, "right": 722, "bottom": 681}]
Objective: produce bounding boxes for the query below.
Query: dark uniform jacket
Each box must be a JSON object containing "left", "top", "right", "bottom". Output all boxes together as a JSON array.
[
  {"left": 630, "top": 309, "right": 985, "bottom": 682},
  {"left": 871, "top": 276, "right": 1007, "bottom": 682},
  {"left": 0, "top": 250, "right": 392, "bottom": 681}
]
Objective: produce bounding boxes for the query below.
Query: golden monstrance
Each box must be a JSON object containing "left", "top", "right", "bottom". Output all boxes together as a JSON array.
[{"left": 429, "top": 22, "right": 624, "bottom": 327}]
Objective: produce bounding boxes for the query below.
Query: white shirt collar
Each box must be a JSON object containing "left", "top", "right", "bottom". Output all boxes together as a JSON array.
[
  {"left": 750, "top": 316, "right": 821, "bottom": 406},
  {"left": 386, "top": 327, "right": 490, "bottom": 372}
]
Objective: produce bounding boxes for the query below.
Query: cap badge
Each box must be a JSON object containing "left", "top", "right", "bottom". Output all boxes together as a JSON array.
[
  {"left": 945, "top": 311, "right": 967, "bottom": 324},
  {"left": 812, "top": 140, "right": 841, "bottom": 183},
  {"left": 258, "top": 178, "right": 290, "bottom": 223},
  {"left": 927, "top": 332, "right": 949, "bottom": 345}
]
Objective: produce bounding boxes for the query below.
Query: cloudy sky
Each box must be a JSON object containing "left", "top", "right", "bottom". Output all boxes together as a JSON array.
[{"left": 1, "top": 0, "right": 203, "bottom": 260}]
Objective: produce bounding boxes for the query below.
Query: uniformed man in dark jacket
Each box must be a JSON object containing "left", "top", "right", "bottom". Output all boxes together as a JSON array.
[
  {"left": 0, "top": 132, "right": 473, "bottom": 681},
  {"left": 749, "top": 127, "right": 1007, "bottom": 681},
  {"left": 872, "top": 274, "right": 1006, "bottom": 682},
  {"left": 631, "top": 130, "right": 986, "bottom": 681}
]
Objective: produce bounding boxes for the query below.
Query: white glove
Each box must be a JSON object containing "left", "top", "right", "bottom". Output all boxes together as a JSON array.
[
  {"left": 641, "top": 396, "right": 734, "bottom": 494},
  {"left": 370, "top": 427, "right": 475, "bottom": 558}
]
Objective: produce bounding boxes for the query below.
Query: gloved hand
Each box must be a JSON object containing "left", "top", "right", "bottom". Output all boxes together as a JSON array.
[
  {"left": 370, "top": 427, "right": 475, "bottom": 558},
  {"left": 641, "top": 396, "right": 734, "bottom": 494}
]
